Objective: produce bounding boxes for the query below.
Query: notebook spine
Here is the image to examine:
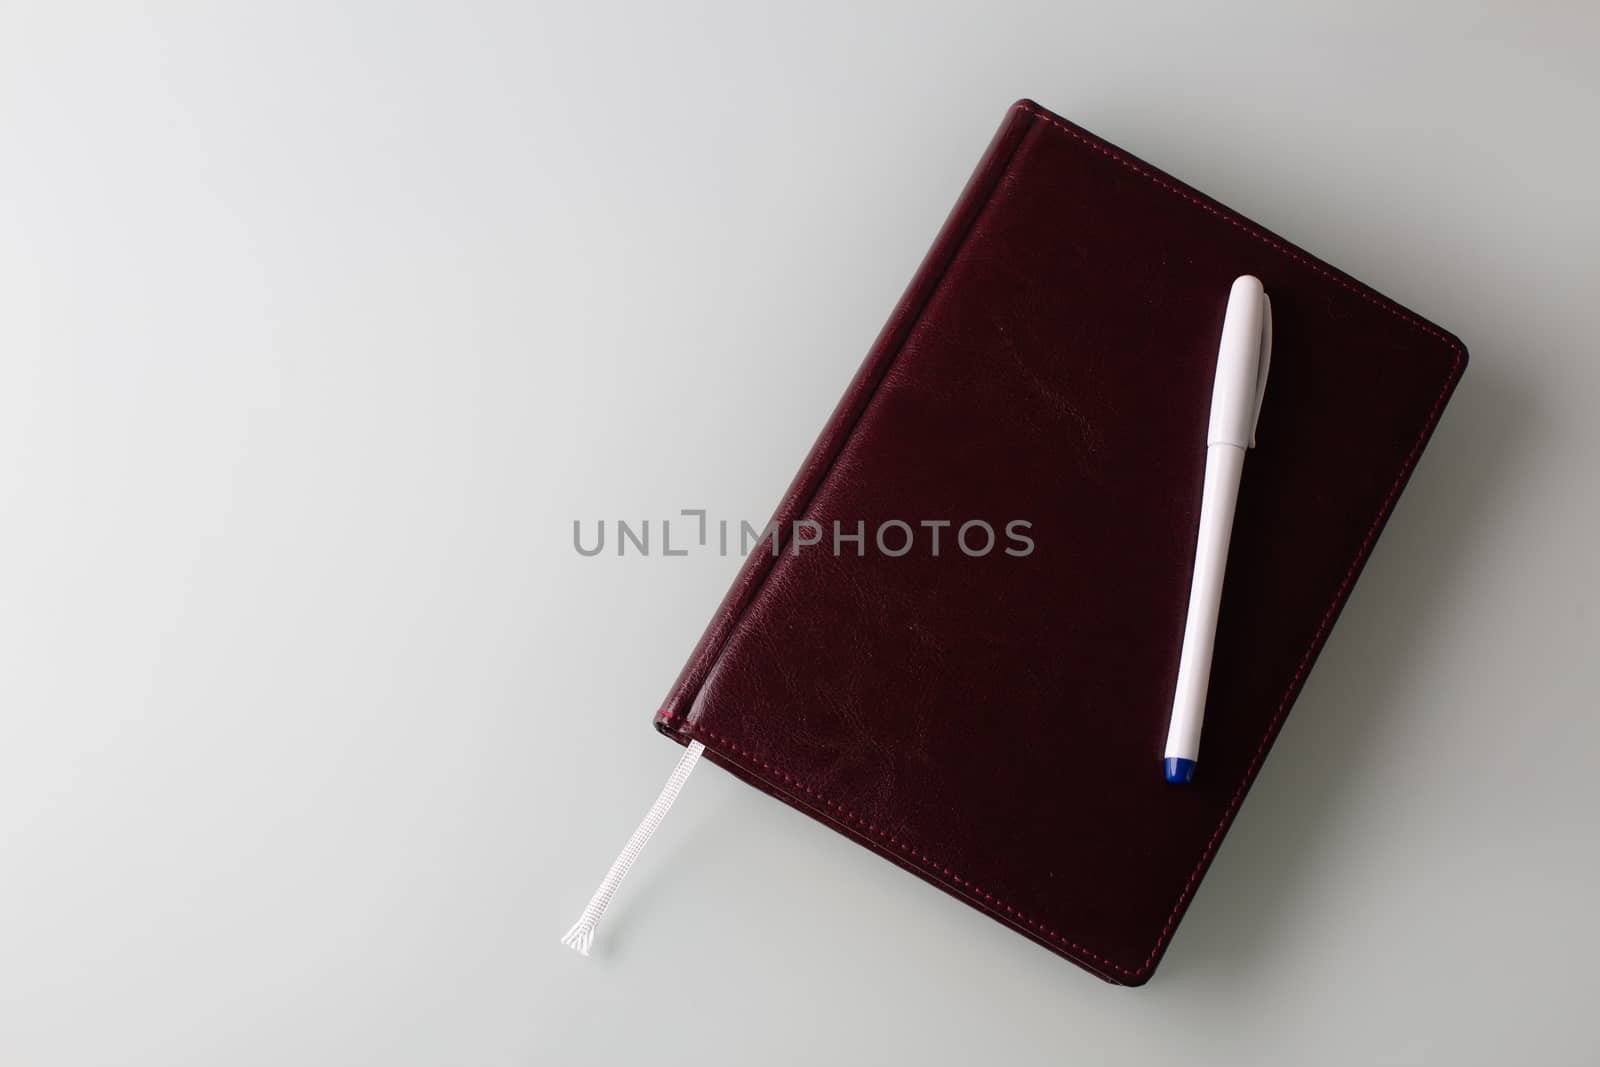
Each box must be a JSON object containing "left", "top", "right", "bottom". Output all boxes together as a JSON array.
[{"left": 654, "top": 105, "right": 1039, "bottom": 739}]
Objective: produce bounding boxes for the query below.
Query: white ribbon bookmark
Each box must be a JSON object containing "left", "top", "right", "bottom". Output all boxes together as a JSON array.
[{"left": 560, "top": 740, "right": 705, "bottom": 956}]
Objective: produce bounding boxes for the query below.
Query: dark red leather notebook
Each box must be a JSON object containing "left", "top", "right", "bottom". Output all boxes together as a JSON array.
[{"left": 653, "top": 100, "right": 1466, "bottom": 984}]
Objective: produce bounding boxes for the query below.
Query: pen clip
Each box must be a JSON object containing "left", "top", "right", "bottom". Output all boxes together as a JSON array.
[{"left": 1248, "top": 293, "right": 1273, "bottom": 449}]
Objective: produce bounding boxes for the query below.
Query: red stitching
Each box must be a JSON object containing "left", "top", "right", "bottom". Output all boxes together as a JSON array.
[
  {"left": 1017, "top": 104, "right": 1463, "bottom": 352},
  {"left": 656, "top": 710, "right": 1129, "bottom": 974},
  {"left": 657, "top": 103, "right": 1466, "bottom": 979}
]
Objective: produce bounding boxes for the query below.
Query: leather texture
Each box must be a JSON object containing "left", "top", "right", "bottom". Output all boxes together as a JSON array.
[{"left": 653, "top": 100, "right": 1467, "bottom": 985}]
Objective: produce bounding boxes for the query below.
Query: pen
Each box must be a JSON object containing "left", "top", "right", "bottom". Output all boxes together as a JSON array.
[{"left": 1164, "top": 275, "right": 1273, "bottom": 784}]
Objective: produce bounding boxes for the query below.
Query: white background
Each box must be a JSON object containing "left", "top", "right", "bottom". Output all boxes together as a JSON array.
[{"left": 2, "top": 2, "right": 1596, "bottom": 1064}]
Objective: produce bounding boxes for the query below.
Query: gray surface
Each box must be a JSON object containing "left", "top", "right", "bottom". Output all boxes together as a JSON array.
[{"left": 2, "top": 2, "right": 1596, "bottom": 1064}]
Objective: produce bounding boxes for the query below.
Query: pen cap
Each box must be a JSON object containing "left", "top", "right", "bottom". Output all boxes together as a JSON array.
[{"left": 1207, "top": 275, "right": 1272, "bottom": 449}]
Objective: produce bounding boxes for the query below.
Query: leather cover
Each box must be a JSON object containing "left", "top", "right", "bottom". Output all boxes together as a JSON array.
[{"left": 653, "top": 99, "right": 1466, "bottom": 984}]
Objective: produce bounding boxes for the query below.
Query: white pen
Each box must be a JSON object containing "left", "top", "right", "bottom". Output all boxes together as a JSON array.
[{"left": 1164, "top": 275, "right": 1273, "bottom": 784}]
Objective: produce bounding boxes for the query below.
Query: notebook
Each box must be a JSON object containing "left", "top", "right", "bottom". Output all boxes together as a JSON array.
[{"left": 615, "top": 99, "right": 1464, "bottom": 984}]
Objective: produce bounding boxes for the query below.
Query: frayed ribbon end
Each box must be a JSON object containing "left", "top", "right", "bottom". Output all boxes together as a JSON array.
[{"left": 559, "top": 921, "right": 595, "bottom": 957}]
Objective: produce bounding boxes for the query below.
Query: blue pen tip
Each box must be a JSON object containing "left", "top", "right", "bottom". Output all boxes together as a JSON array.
[{"left": 1165, "top": 758, "right": 1196, "bottom": 785}]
